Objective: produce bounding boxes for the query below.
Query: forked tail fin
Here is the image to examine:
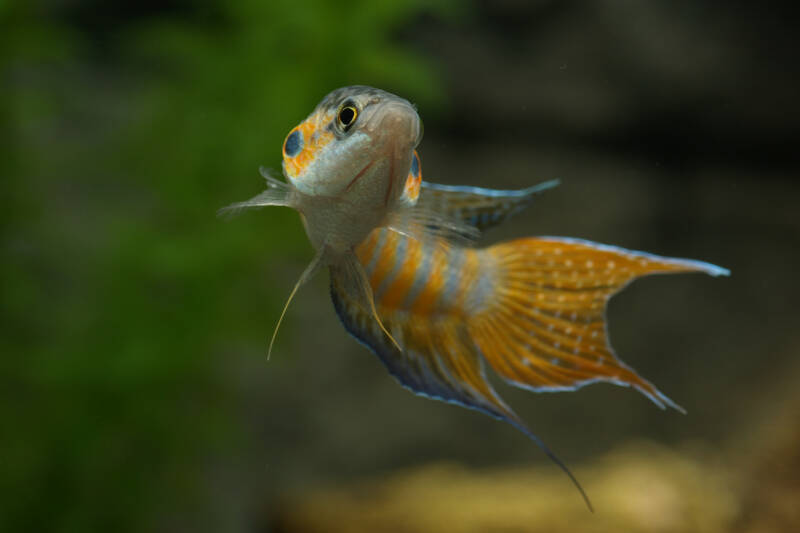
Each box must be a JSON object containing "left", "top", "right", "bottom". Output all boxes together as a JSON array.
[{"left": 469, "top": 237, "right": 729, "bottom": 411}]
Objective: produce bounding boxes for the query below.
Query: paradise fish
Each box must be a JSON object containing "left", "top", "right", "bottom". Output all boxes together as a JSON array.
[{"left": 221, "top": 86, "right": 729, "bottom": 510}]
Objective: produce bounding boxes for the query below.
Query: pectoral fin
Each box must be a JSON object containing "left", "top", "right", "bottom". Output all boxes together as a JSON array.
[{"left": 218, "top": 168, "right": 293, "bottom": 217}]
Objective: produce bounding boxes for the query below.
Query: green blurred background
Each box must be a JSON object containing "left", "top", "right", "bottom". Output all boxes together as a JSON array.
[{"left": 3, "top": 1, "right": 799, "bottom": 532}]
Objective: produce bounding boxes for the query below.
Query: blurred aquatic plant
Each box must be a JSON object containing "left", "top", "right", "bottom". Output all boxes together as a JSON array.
[{"left": 1, "top": 0, "right": 457, "bottom": 531}]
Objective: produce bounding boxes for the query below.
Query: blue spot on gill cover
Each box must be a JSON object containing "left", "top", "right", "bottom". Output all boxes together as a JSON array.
[{"left": 284, "top": 129, "right": 303, "bottom": 157}]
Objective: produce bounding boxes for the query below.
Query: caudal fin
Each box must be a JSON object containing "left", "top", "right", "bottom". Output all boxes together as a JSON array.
[{"left": 469, "top": 237, "right": 729, "bottom": 412}]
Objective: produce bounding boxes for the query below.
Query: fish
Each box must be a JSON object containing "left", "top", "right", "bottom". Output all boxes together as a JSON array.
[{"left": 221, "top": 85, "right": 730, "bottom": 510}]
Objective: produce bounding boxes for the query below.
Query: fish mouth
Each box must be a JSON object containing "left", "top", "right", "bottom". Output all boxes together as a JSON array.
[{"left": 365, "top": 100, "right": 421, "bottom": 147}]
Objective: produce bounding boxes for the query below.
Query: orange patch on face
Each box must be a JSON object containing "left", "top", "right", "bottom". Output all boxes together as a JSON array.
[{"left": 282, "top": 112, "right": 335, "bottom": 183}]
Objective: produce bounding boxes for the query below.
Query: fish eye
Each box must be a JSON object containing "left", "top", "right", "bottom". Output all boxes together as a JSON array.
[{"left": 337, "top": 101, "right": 358, "bottom": 131}]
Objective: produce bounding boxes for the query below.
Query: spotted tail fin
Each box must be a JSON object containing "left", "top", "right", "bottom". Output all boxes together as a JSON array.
[{"left": 470, "top": 237, "right": 729, "bottom": 411}]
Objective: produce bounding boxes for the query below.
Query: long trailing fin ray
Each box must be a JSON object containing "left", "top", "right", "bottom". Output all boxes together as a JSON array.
[
  {"left": 419, "top": 179, "right": 560, "bottom": 231},
  {"left": 267, "top": 246, "right": 326, "bottom": 360},
  {"left": 470, "top": 237, "right": 729, "bottom": 412},
  {"left": 329, "top": 273, "right": 593, "bottom": 511},
  {"left": 506, "top": 415, "right": 593, "bottom": 512},
  {"left": 334, "top": 253, "right": 402, "bottom": 352}
]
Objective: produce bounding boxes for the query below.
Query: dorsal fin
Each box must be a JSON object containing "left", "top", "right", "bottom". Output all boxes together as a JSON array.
[{"left": 418, "top": 179, "right": 559, "bottom": 231}]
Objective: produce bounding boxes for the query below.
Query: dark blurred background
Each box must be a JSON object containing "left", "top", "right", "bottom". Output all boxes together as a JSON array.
[{"left": 3, "top": 1, "right": 799, "bottom": 532}]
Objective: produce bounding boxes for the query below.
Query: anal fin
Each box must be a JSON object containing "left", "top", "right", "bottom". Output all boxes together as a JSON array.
[{"left": 330, "top": 273, "right": 593, "bottom": 511}]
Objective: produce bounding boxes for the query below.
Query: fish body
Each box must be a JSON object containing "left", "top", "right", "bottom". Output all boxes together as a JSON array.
[{"left": 222, "top": 86, "right": 729, "bottom": 509}]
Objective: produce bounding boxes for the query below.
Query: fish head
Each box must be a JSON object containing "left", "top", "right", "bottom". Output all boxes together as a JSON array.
[{"left": 281, "top": 86, "right": 422, "bottom": 204}]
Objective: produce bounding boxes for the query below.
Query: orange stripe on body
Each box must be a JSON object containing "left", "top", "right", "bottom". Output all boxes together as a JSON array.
[
  {"left": 378, "top": 237, "right": 424, "bottom": 309},
  {"left": 451, "top": 250, "right": 481, "bottom": 315},
  {"left": 409, "top": 245, "right": 448, "bottom": 316},
  {"left": 367, "top": 231, "right": 400, "bottom": 289},
  {"left": 356, "top": 232, "right": 489, "bottom": 319},
  {"left": 355, "top": 230, "right": 380, "bottom": 265}
]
